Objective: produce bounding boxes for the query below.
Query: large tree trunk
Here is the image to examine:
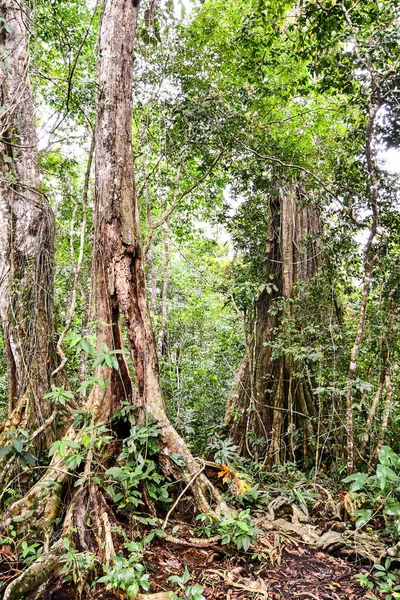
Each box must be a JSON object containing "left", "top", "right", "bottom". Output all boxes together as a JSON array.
[
  {"left": 93, "top": 0, "right": 226, "bottom": 513},
  {"left": 225, "top": 185, "right": 320, "bottom": 466},
  {"left": 0, "top": 2, "right": 55, "bottom": 433},
  {"left": 1, "top": 2, "right": 227, "bottom": 596}
]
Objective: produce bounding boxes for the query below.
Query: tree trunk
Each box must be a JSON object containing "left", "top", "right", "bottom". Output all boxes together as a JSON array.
[
  {"left": 0, "top": 1, "right": 55, "bottom": 434},
  {"left": 94, "top": 0, "right": 226, "bottom": 514},
  {"left": 2, "top": 4, "right": 228, "bottom": 596},
  {"left": 225, "top": 185, "right": 320, "bottom": 466},
  {"left": 158, "top": 221, "right": 170, "bottom": 355},
  {"left": 373, "top": 287, "right": 397, "bottom": 460}
]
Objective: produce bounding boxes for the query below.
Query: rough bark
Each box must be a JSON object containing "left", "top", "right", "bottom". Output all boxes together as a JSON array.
[
  {"left": 225, "top": 185, "right": 320, "bottom": 465},
  {"left": 1, "top": 2, "right": 228, "bottom": 595},
  {"left": 0, "top": 2, "right": 55, "bottom": 433},
  {"left": 94, "top": 0, "right": 226, "bottom": 514}
]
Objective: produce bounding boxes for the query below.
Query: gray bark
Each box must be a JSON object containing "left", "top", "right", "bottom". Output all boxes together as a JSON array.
[{"left": 0, "top": 0, "right": 55, "bottom": 423}]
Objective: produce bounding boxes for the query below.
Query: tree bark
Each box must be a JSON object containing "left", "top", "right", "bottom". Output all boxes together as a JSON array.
[
  {"left": 0, "top": 1, "right": 55, "bottom": 432},
  {"left": 93, "top": 0, "right": 226, "bottom": 514},
  {"left": 1, "top": 2, "right": 228, "bottom": 596},
  {"left": 158, "top": 221, "right": 170, "bottom": 355},
  {"left": 225, "top": 185, "right": 320, "bottom": 466}
]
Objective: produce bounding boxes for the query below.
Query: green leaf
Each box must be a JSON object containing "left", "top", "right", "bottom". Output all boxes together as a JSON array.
[
  {"left": 0, "top": 445, "right": 12, "bottom": 458},
  {"left": 155, "top": 529, "right": 166, "bottom": 537},
  {"left": 13, "top": 438, "right": 23, "bottom": 453},
  {"left": 354, "top": 509, "right": 373, "bottom": 529},
  {"left": 49, "top": 441, "right": 60, "bottom": 457},
  {"left": 80, "top": 338, "right": 92, "bottom": 353},
  {"left": 379, "top": 446, "right": 400, "bottom": 468},
  {"left": 343, "top": 472, "right": 369, "bottom": 492},
  {"left": 384, "top": 502, "right": 400, "bottom": 516},
  {"left": 22, "top": 451, "right": 36, "bottom": 466},
  {"left": 182, "top": 568, "right": 190, "bottom": 584},
  {"left": 170, "top": 453, "right": 186, "bottom": 467}
]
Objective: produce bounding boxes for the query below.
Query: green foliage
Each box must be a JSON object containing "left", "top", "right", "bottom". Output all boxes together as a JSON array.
[
  {"left": 356, "top": 558, "right": 400, "bottom": 600},
  {"left": 158, "top": 236, "right": 242, "bottom": 454},
  {"left": 60, "top": 538, "right": 97, "bottom": 584},
  {"left": 92, "top": 343, "right": 124, "bottom": 371},
  {"left": 19, "top": 541, "right": 42, "bottom": 565},
  {"left": 97, "top": 554, "right": 150, "bottom": 598},
  {"left": 0, "top": 429, "right": 36, "bottom": 468},
  {"left": 48, "top": 421, "right": 112, "bottom": 471},
  {"left": 167, "top": 569, "right": 206, "bottom": 600},
  {"left": 343, "top": 447, "right": 400, "bottom": 535},
  {"left": 207, "top": 437, "right": 238, "bottom": 466},
  {"left": 64, "top": 331, "right": 96, "bottom": 355},
  {"left": 43, "top": 385, "right": 74, "bottom": 406},
  {"left": 234, "top": 484, "right": 267, "bottom": 508},
  {"left": 197, "top": 509, "right": 260, "bottom": 552},
  {"left": 104, "top": 421, "right": 171, "bottom": 510},
  {"left": 217, "top": 509, "right": 261, "bottom": 552},
  {"left": 49, "top": 437, "right": 82, "bottom": 459}
]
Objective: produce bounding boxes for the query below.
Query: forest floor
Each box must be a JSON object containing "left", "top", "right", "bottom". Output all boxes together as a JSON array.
[
  {"left": 146, "top": 536, "right": 374, "bottom": 599},
  {"left": 0, "top": 513, "right": 383, "bottom": 600},
  {"left": 1, "top": 473, "right": 386, "bottom": 599},
  {"left": 0, "top": 536, "right": 379, "bottom": 600}
]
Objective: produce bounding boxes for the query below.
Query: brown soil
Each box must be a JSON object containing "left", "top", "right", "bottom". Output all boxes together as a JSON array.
[
  {"left": 0, "top": 534, "right": 379, "bottom": 599},
  {"left": 144, "top": 536, "right": 376, "bottom": 599}
]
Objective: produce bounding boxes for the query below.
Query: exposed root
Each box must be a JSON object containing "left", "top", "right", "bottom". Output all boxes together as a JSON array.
[
  {"left": 256, "top": 499, "right": 388, "bottom": 563},
  {"left": 155, "top": 415, "right": 231, "bottom": 517},
  {"left": 164, "top": 534, "right": 222, "bottom": 548},
  {"left": 2, "top": 484, "right": 121, "bottom": 599},
  {"left": 137, "top": 594, "right": 172, "bottom": 599},
  {"left": 265, "top": 495, "right": 309, "bottom": 523},
  {"left": 204, "top": 569, "right": 269, "bottom": 598},
  {"left": 315, "top": 528, "right": 387, "bottom": 562},
  {"left": 0, "top": 395, "right": 233, "bottom": 598},
  {"left": 257, "top": 516, "right": 320, "bottom": 545},
  {"left": 3, "top": 540, "right": 63, "bottom": 600},
  {"left": 101, "top": 511, "right": 116, "bottom": 563},
  {"left": 162, "top": 460, "right": 206, "bottom": 529}
]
